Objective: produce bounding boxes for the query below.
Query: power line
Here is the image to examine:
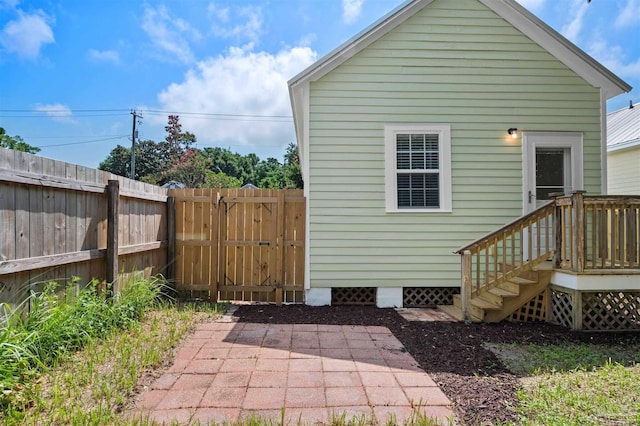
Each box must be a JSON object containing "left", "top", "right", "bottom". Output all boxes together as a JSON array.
[
  {"left": 0, "top": 108, "right": 293, "bottom": 120},
  {"left": 35, "top": 135, "right": 128, "bottom": 148},
  {"left": 140, "top": 109, "right": 292, "bottom": 119}
]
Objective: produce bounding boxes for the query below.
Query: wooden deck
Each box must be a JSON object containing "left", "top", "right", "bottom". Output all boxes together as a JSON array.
[{"left": 444, "top": 193, "right": 640, "bottom": 330}]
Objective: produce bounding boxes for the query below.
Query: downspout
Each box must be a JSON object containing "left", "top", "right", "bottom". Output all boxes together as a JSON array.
[{"left": 600, "top": 89, "right": 608, "bottom": 195}]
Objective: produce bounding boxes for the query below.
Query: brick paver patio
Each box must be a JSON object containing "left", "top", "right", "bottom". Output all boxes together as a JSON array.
[{"left": 130, "top": 321, "right": 455, "bottom": 425}]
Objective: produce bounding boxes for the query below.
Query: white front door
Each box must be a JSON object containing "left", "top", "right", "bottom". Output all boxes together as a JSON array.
[
  {"left": 523, "top": 132, "right": 584, "bottom": 214},
  {"left": 523, "top": 132, "right": 584, "bottom": 258}
]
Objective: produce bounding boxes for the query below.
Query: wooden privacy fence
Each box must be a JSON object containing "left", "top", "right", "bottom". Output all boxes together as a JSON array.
[
  {"left": 0, "top": 148, "right": 169, "bottom": 312},
  {"left": 171, "top": 188, "right": 305, "bottom": 304}
]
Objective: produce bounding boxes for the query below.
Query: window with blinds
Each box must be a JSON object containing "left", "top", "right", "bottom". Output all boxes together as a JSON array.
[
  {"left": 384, "top": 124, "right": 452, "bottom": 213},
  {"left": 396, "top": 133, "right": 440, "bottom": 208}
]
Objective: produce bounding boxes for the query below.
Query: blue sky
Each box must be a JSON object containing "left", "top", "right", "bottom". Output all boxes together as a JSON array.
[{"left": 1, "top": 0, "right": 639, "bottom": 169}]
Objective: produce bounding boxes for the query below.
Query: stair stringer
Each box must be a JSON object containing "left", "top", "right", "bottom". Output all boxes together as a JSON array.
[{"left": 482, "top": 269, "right": 551, "bottom": 323}]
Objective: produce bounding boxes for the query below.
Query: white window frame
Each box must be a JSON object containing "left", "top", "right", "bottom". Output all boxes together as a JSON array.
[{"left": 384, "top": 124, "right": 452, "bottom": 213}]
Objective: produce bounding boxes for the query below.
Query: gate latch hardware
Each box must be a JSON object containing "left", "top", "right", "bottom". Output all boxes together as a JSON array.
[{"left": 259, "top": 241, "right": 270, "bottom": 246}]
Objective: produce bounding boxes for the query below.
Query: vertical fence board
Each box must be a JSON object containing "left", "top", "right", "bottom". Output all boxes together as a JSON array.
[
  {"left": 171, "top": 188, "right": 305, "bottom": 303},
  {"left": 0, "top": 149, "right": 169, "bottom": 309}
]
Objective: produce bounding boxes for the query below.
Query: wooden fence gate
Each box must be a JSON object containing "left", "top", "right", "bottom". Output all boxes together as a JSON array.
[{"left": 171, "top": 188, "right": 305, "bottom": 304}]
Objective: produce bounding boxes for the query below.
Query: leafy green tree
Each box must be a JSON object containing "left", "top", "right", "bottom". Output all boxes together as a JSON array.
[
  {"left": 98, "top": 139, "right": 166, "bottom": 182},
  {"left": 253, "top": 157, "right": 285, "bottom": 188},
  {"left": 201, "top": 147, "right": 259, "bottom": 186},
  {"left": 0, "top": 127, "right": 40, "bottom": 153},
  {"left": 98, "top": 145, "right": 130, "bottom": 177},
  {"left": 204, "top": 171, "right": 242, "bottom": 188},
  {"left": 283, "top": 142, "right": 303, "bottom": 189}
]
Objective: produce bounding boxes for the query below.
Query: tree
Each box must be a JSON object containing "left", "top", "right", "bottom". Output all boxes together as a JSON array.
[
  {"left": 161, "top": 149, "right": 209, "bottom": 188},
  {"left": 98, "top": 139, "right": 167, "bottom": 182},
  {"left": 283, "top": 142, "right": 303, "bottom": 189},
  {"left": 98, "top": 144, "right": 130, "bottom": 177},
  {"left": 162, "top": 115, "right": 196, "bottom": 161},
  {"left": 204, "top": 171, "right": 242, "bottom": 188},
  {"left": 0, "top": 127, "right": 40, "bottom": 153},
  {"left": 201, "top": 147, "right": 260, "bottom": 186},
  {"left": 253, "top": 157, "right": 285, "bottom": 188}
]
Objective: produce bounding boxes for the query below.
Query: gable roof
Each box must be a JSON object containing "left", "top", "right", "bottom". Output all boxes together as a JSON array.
[
  {"left": 607, "top": 103, "right": 640, "bottom": 152},
  {"left": 289, "top": 0, "right": 630, "bottom": 96}
]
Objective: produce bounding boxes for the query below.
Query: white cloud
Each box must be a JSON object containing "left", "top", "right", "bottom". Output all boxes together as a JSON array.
[
  {"left": 150, "top": 46, "right": 317, "bottom": 150},
  {"left": 34, "top": 103, "right": 75, "bottom": 123},
  {"left": 588, "top": 38, "right": 640, "bottom": 79},
  {"left": 208, "top": 2, "right": 230, "bottom": 22},
  {"left": 515, "top": 0, "right": 546, "bottom": 12},
  {"left": 0, "top": 10, "right": 54, "bottom": 60},
  {"left": 615, "top": 0, "right": 640, "bottom": 29},
  {"left": 209, "top": 5, "right": 263, "bottom": 44},
  {"left": 561, "top": 0, "right": 589, "bottom": 42},
  {"left": 88, "top": 48, "right": 120, "bottom": 64},
  {"left": 342, "top": 0, "right": 364, "bottom": 24},
  {"left": 141, "top": 5, "right": 200, "bottom": 64}
]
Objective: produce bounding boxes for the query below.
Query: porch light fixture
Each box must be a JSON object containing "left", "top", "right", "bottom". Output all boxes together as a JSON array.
[{"left": 508, "top": 128, "right": 518, "bottom": 139}]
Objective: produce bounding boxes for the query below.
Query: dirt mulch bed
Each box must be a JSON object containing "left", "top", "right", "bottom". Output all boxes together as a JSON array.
[{"left": 233, "top": 304, "right": 640, "bottom": 425}]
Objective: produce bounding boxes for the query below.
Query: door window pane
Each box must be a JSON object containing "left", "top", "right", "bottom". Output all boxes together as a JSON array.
[{"left": 536, "top": 148, "right": 567, "bottom": 200}]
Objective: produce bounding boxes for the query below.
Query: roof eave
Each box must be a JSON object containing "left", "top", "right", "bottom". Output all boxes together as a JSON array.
[
  {"left": 484, "top": 0, "right": 631, "bottom": 98},
  {"left": 289, "top": 0, "right": 631, "bottom": 98}
]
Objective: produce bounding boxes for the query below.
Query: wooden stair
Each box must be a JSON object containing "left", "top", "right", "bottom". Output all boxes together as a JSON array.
[{"left": 438, "top": 263, "right": 552, "bottom": 322}]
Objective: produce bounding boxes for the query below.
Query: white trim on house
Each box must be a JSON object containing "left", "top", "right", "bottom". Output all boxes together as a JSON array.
[
  {"left": 608, "top": 139, "right": 640, "bottom": 153},
  {"left": 384, "top": 124, "right": 452, "bottom": 213},
  {"left": 302, "top": 84, "right": 312, "bottom": 291},
  {"left": 600, "top": 91, "right": 608, "bottom": 194},
  {"left": 551, "top": 271, "right": 640, "bottom": 291},
  {"left": 522, "top": 132, "right": 584, "bottom": 214},
  {"left": 288, "top": 0, "right": 630, "bottom": 170},
  {"left": 289, "top": 0, "right": 630, "bottom": 94}
]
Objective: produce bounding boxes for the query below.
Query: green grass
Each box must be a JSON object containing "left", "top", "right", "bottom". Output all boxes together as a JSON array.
[
  {"left": 0, "top": 275, "right": 183, "bottom": 420},
  {"left": 515, "top": 361, "right": 640, "bottom": 425},
  {"left": 1, "top": 278, "right": 452, "bottom": 426},
  {"left": 488, "top": 342, "right": 640, "bottom": 426}
]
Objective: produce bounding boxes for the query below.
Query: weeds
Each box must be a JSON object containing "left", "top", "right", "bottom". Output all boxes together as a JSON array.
[{"left": 0, "top": 275, "right": 167, "bottom": 414}]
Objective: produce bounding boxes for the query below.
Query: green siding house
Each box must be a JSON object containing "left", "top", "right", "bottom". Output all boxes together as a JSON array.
[{"left": 288, "top": 0, "right": 631, "bottom": 308}]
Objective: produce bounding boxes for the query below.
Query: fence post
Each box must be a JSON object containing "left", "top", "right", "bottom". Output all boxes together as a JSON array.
[
  {"left": 573, "top": 191, "right": 586, "bottom": 273},
  {"left": 106, "top": 180, "right": 119, "bottom": 299},
  {"left": 461, "top": 250, "right": 472, "bottom": 321},
  {"left": 166, "top": 195, "right": 176, "bottom": 282}
]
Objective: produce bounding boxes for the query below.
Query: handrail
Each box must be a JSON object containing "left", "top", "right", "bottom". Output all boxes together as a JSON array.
[
  {"left": 457, "top": 192, "right": 640, "bottom": 321},
  {"left": 458, "top": 201, "right": 556, "bottom": 321},
  {"left": 455, "top": 200, "right": 555, "bottom": 254}
]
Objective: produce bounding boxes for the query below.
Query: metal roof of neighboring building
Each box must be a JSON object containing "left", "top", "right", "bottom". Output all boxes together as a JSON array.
[{"left": 607, "top": 102, "right": 640, "bottom": 151}]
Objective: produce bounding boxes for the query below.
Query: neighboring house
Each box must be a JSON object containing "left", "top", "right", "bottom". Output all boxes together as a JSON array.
[
  {"left": 607, "top": 102, "right": 640, "bottom": 195},
  {"left": 289, "top": 0, "right": 631, "bottom": 309},
  {"left": 161, "top": 180, "right": 186, "bottom": 189}
]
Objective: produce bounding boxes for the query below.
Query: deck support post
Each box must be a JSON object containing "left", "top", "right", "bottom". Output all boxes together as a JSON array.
[{"left": 461, "top": 250, "right": 472, "bottom": 322}]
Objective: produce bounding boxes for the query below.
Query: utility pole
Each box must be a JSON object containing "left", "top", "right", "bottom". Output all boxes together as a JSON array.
[{"left": 130, "top": 110, "right": 142, "bottom": 179}]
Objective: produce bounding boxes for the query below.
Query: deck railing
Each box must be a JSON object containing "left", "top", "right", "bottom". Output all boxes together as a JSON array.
[
  {"left": 555, "top": 192, "right": 640, "bottom": 272},
  {"left": 455, "top": 201, "right": 556, "bottom": 320},
  {"left": 456, "top": 192, "right": 640, "bottom": 320}
]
